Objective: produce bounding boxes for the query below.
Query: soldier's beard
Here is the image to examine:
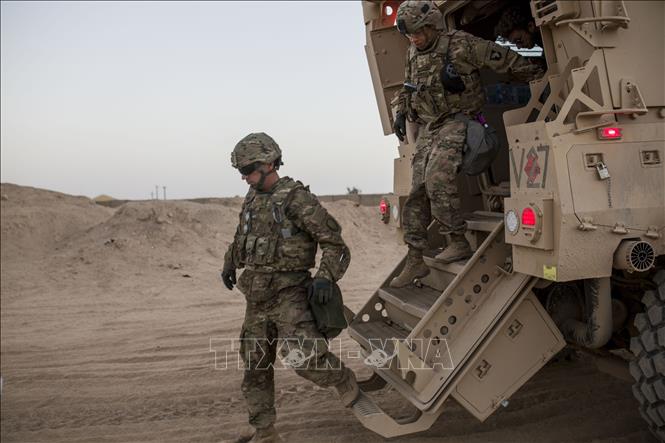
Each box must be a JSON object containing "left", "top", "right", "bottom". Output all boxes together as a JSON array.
[{"left": 252, "top": 171, "right": 269, "bottom": 191}]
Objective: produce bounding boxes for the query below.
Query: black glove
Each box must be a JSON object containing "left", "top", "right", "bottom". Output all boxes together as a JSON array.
[
  {"left": 393, "top": 112, "right": 406, "bottom": 142},
  {"left": 221, "top": 262, "right": 236, "bottom": 290},
  {"left": 308, "top": 277, "right": 333, "bottom": 305}
]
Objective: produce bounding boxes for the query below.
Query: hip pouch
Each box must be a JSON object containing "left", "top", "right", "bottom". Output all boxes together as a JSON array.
[
  {"left": 456, "top": 114, "right": 500, "bottom": 176},
  {"left": 307, "top": 281, "right": 348, "bottom": 339}
]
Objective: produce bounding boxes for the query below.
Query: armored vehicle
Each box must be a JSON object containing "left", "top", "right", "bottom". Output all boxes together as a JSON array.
[{"left": 347, "top": 0, "right": 665, "bottom": 439}]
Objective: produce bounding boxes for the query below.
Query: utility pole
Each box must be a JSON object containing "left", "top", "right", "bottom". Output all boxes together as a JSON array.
[
  {"left": 155, "top": 185, "right": 159, "bottom": 200},
  {"left": 163, "top": 186, "right": 166, "bottom": 200},
  {"left": 151, "top": 191, "right": 154, "bottom": 200}
]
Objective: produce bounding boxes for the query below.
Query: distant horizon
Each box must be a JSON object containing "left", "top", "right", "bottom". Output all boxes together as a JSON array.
[{"left": 0, "top": 180, "right": 390, "bottom": 201}]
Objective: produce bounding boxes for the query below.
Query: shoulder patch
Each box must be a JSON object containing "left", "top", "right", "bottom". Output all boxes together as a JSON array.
[{"left": 490, "top": 49, "right": 503, "bottom": 60}]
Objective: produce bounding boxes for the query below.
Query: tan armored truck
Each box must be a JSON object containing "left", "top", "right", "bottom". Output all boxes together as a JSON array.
[{"left": 346, "top": 0, "right": 665, "bottom": 439}]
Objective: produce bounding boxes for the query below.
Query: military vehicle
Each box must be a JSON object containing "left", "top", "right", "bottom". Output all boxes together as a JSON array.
[{"left": 347, "top": 0, "right": 665, "bottom": 439}]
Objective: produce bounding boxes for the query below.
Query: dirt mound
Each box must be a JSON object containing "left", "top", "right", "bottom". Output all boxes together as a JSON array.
[
  {"left": 58, "top": 200, "right": 241, "bottom": 269},
  {"left": 52, "top": 195, "right": 402, "bottom": 281}
]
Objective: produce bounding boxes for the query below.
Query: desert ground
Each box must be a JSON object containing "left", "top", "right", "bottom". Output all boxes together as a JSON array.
[{"left": 0, "top": 183, "right": 656, "bottom": 442}]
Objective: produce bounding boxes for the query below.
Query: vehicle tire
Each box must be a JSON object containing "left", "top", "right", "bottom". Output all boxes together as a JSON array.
[{"left": 629, "top": 269, "right": 665, "bottom": 442}]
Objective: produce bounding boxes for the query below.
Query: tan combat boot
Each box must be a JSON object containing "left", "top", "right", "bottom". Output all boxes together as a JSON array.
[
  {"left": 435, "top": 234, "right": 472, "bottom": 263},
  {"left": 248, "top": 425, "right": 283, "bottom": 443},
  {"left": 334, "top": 368, "right": 360, "bottom": 407},
  {"left": 390, "top": 250, "right": 430, "bottom": 288}
]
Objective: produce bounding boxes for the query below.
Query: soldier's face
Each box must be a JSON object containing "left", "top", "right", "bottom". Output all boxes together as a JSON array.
[
  {"left": 508, "top": 27, "right": 534, "bottom": 49},
  {"left": 407, "top": 26, "right": 435, "bottom": 50},
  {"left": 241, "top": 163, "right": 272, "bottom": 189}
]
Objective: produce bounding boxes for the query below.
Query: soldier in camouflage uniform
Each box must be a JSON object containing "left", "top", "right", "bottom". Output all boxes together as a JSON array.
[
  {"left": 221, "top": 133, "right": 359, "bottom": 443},
  {"left": 390, "top": 0, "right": 543, "bottom": 288}
]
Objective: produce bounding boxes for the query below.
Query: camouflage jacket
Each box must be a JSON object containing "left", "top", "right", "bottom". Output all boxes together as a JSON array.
[
  {"left": 393, "top": 30, "right": 543, "bottom": 124},
  {"left": 224, "top": 177, "right": 350, "bottom": 283}
]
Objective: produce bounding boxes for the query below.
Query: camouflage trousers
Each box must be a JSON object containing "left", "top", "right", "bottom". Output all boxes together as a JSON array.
[
  {"left": 403, "top": 117, "right": 467, "bottom": 251},
  {"left": 237, "top": 270, "right": 347, "bottom": 430}
]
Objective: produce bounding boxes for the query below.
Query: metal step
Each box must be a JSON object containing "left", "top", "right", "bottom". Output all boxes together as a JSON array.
[
  {"left": 348, "top": 319, "right": 448, "bottom": 438},
  {"left": 423, "top": 257, "right": 467, "bottom": 275},
  {"left": 348, "top": 319, "right": 409, "bottom": 356},
  {"left": 419, "top": 256, "right": 466, "bottom": 292},
  {"left": 377, "top": 286, "right": 440, "bottom": 318},
  {"left": 351, "top": 391, "right": 443, "bottom": 438},
  {"left": 464, "top": 211, "right": 503, "bottom": 232}
]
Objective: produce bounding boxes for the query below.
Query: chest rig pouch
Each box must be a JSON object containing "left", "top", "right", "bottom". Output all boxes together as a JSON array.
[{"left": 236, "top": 179, "right": 317, "bottom": 272}]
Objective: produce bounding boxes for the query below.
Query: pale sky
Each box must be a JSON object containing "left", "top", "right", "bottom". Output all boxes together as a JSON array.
[{"left": 1, "top": 1, "right": 397, "bottom": 200}]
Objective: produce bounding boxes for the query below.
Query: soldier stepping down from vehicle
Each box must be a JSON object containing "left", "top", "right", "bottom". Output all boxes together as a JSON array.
[
  {"left": 221, "top": 133, "right": 359, "bottom": 442},
  {"left": 389, "top": 0, "right": 543, "bottom": 288}
]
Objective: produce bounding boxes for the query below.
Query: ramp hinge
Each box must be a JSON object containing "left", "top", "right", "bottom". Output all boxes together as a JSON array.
[{"left": 578, "top": 217, "right": 597, "bottom": 231}]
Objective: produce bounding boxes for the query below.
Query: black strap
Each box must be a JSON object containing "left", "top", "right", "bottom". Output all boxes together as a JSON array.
[{"left": 442, "top": 30, "right": 459, "bottom": 69}]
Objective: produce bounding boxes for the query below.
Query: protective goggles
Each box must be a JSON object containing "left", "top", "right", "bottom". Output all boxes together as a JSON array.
[{"left": 238, "top": 161, "right": 263, "bottom": 176}]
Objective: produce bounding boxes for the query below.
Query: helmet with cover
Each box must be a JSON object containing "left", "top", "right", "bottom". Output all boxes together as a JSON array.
[
  {"left": 396, "top": 0, "right": 444, "bottom": 35},
  {"left": 231, "top": 132, "right": 283, "bottom": 173}
]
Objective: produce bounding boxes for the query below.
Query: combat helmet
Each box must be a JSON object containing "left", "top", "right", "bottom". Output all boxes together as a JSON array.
[
  {"left": 231, "top": 132, "right": 283, "bottom": 171},
  {"left": 396, "top": 0, "right": 444, "bottom": 35}
]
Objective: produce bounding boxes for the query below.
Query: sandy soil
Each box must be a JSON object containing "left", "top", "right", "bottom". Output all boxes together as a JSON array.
[{"left": 0, "top": 183, "right": 655, "bottom": 442}]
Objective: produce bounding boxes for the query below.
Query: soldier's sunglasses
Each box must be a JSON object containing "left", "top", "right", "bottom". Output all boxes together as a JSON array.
[{"left": 239, "top": 161, "right": 262, "bottom": 176}]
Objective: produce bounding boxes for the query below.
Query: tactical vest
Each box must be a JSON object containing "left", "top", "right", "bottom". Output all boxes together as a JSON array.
[
  {"left": 408, "top": 31, "right": 483, "bottom": 124},
  {"left": 234, "top": 178, "right": 317, "bottom": 273}
]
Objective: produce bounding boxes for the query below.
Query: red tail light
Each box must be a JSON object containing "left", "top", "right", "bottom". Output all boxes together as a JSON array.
[
  {"left": 598, "top": 127, "right": 622, "bottom": 140},
  {"left": 521, "top": 207, "right": 536, "bottom": 226},
  {"left": 379, "top": 199, "right": 388, "bottom": 215}
]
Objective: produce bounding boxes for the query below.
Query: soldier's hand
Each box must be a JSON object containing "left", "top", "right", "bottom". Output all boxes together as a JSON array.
[
  {"left": 308, "top": 277, "right": 333, "bottom": 305},
  {"left": 393, "top": 112, "right": 407, "bottom": 142},
  {"left": 221, "top": 262, "right": 236, "bottom": 290}
]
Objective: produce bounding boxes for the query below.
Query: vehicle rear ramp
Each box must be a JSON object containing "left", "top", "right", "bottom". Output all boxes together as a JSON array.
[{"left": 347, "top": 212, "right": 566, "bottom": 438}]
